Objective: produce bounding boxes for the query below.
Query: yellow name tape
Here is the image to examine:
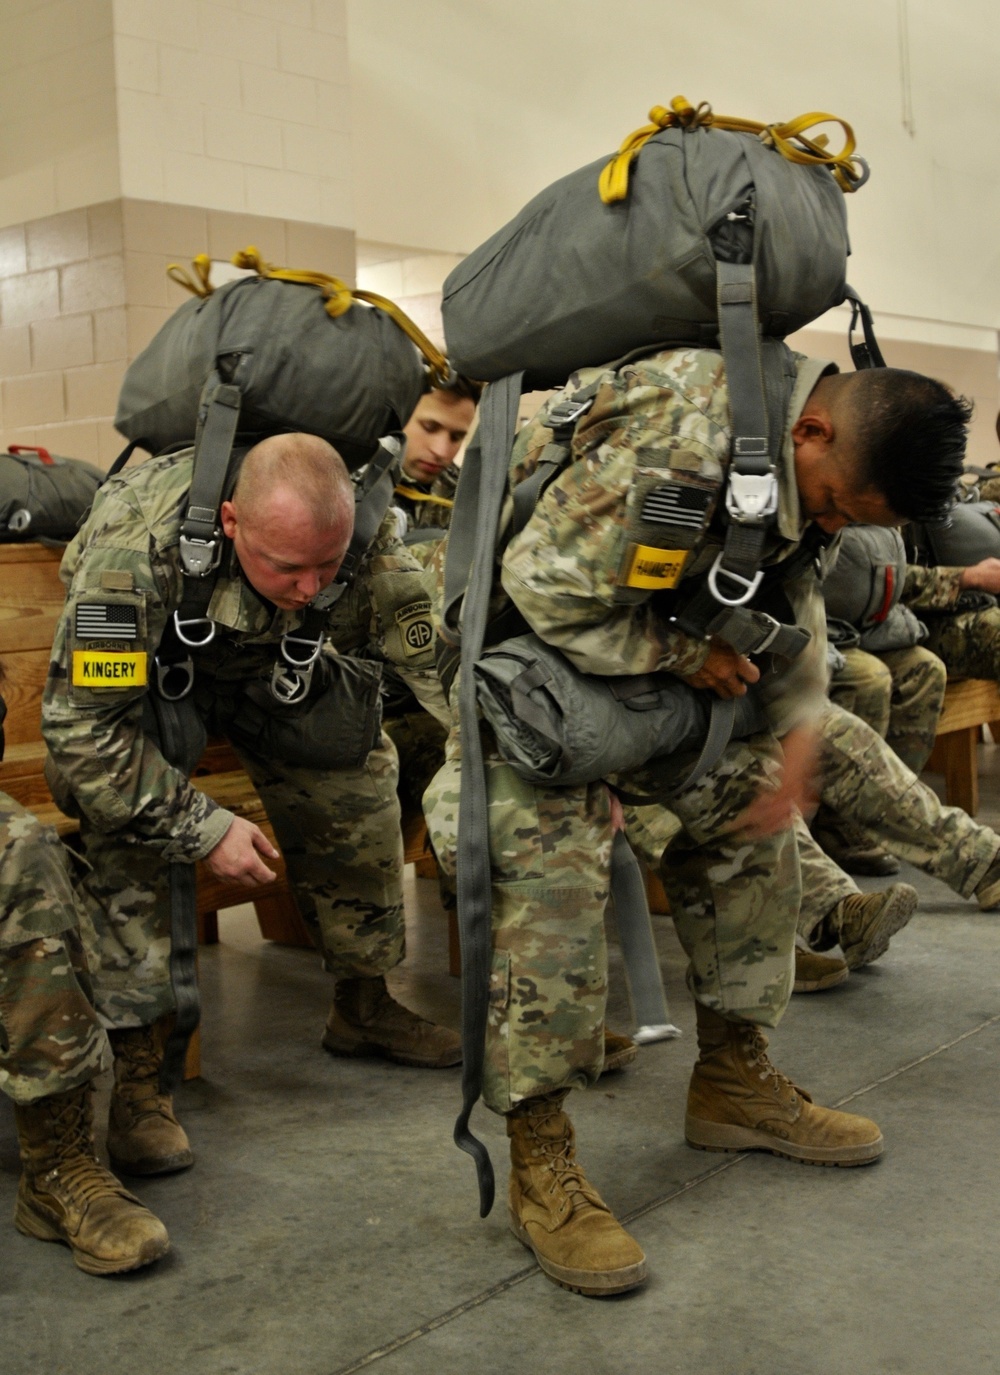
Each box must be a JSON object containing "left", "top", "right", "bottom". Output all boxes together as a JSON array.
[
  {"left": 623, "top": 543, "right": 688, "bottom": 590},
  {"left": 72, "top": 651, "right": 147, "bottom": 687}
]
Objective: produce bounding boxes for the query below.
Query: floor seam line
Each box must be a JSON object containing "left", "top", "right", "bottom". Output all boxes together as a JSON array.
[
  {"left": 831, "top": 1010, "right": 1000, "bottom": 1108},
  {"left": 326, "top": 1012, "right": 1000, "bottom": 1375}
]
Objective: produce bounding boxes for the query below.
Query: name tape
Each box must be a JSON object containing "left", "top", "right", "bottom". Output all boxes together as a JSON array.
[
  {"left": 623, "top": 543, "right": 688, "bottom": 590},
  {"left": 72, "top": 651, "right": 148, "bottom": 687}
]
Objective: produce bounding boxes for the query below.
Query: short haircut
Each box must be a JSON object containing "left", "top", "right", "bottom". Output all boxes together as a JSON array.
[
  {"left": 420, "top": 359, "right": 483, "bottom": 405},
  {"left": 233, "top": 432, "right": 354, "bottom": 531},
  {"left": 845, "top": 368, "right": 971, "bottom": 522}
]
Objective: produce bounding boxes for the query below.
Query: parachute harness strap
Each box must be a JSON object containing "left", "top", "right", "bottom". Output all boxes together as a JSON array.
[
  {"left": 166, "top": 247, "right": 451, "bottom": 388},
  {"left": 599, "top": 95, "right": 869, "bottom": 204}
]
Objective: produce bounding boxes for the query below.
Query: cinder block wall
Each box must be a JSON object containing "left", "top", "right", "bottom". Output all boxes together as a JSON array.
[{"left": 0, "top": 199, "right": 354, "bottom": 468}]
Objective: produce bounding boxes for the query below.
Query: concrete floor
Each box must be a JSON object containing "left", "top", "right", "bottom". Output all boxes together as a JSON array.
[{"left": 3, "top": 755, "right": 1000, "bottom": 1375}]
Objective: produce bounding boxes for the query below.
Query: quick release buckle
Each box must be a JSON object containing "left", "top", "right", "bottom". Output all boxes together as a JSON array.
[
  {"left": 725, "top": 469, "right": 779, "bottom": 524},
  {"left": 270, "top": 661, "right": 311, "bottom": 705},
  {"left": 172, "top": 610, "right": 216, "bottom": 648},
  {"left": 179, "top": 533, "right": 223, "bottom": 578}
]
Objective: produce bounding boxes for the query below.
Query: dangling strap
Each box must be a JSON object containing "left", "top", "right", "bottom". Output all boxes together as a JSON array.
[
  {"left": 454, "top": 371, "right": 524, "bottom": 1218},
  {"left": 843, "top": 286, "right": 886, "bottom": 370},
  {"left": 609, "top": 831, "right": 681, "bottom": 1043}
]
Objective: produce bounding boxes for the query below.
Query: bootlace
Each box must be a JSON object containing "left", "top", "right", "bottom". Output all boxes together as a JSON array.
[
  {"left": 744, "top": 1031, "right": 798, "bottom": 1097},
  {"left": 526, "top": 1105, "right": 593, "bottom": 1205},
  {"left": 49, "top": 1153, "right": 125, "bottom": 1206}
]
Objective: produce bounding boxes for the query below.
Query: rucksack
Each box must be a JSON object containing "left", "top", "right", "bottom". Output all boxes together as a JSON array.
[
  {"left": 116, "top": 248, "right": 448, "bottom": 470},
  {"left": 822, "top": 525, "right": 925, "bottom": 652},
  {"left": 439, "top": 97, "right": 882, "bottom": 1216},
  {"left": 0, "top": 446, "right": 104, "bottom": 543}
]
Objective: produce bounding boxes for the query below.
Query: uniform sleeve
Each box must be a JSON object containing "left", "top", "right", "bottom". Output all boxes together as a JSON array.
[
  {"left": 500, "top": 376, "right": 727, "bottom": 678},
  {"left": 356, "top": 511, "right": 451, "bottom": 727},
  {"left": 41, "top": 486, "right": 233, "bottom": 862},
  {"left": 903, "top": 564, "right": 963, "bottom": 611}
]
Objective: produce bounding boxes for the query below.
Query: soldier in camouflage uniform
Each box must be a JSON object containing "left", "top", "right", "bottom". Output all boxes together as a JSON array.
[
  {"left": 903, "top": 559, "right": 1000, "bottom": 678},
  {"left": 391, "top": 377, "right": 480, "bottom": 536},
  {"left": 426, "top": 349, "right": 968, "bottom": 1295},
  {"left": 797, "top": 696, "right": 1000, "bottom": 950},
  {"left": 0, "top": 772, "right": 169, "bottom": 1273},
  {"left": 42, "top": 433, "right": 460, "bottom": 1180}
]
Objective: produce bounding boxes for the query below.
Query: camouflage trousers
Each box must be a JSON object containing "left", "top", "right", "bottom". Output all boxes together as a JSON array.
[
  {"left": 797, "top": 701, "right": 1000, "bottom": 943},
  {"left": 76, "top": 731, "right": 405, "bottom": 1028},
  {"left": 921, "top": 607, "right": 1000, "bottom": 682},
  {"left": 829, "top": 644, "right": 946, "bottom": 773},
  {"left": 425, "top": 728, "right": 797, "bottom": 1113},
  {"left": 0, "top": 794, "right": 108, "bottom": 1104}
]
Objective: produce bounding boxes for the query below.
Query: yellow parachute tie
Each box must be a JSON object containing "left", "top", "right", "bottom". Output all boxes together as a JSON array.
[
  {"left": 166, "top": 248, "right": 452, "bottom": 388},
  {"left": 598, "top": 95, "right": 867, "bottom": 204},
  {"left": 394, "top": 484, "right": 455, "bottom": 510}
]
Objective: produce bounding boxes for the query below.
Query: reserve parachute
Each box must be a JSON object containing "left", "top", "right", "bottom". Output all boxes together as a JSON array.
[{"left": 0, "top": 446, "right": 103, "bottom": 543}]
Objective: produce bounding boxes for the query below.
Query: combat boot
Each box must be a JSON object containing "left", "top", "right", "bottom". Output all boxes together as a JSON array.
[
  {"left": 685, "top": 1004, "right": 883, "bottom": 1166},
  {"left": 322, "top": 975, "right": 461, "bottom": 1067},
  {"left": 507, "top": 1092, "right": 647, "bottom": 1296},
  {"left": 107, "top": 1023, "right": 194, "bottom": 1176},
  {"left": 14, "top": 1082, "right": 170, "bottom": 1275},
  {"left": 601, "top": 1027, "right": 639, "bottom": 1073},
  {"left": 827, "top": 883, "right": 918, "bottom": 969},
  {"left": 793, "top": 947, "right": 849, "bottom": 993},
  {"left": 974, "top": 848, "right": 1000, "bottom": 909},
  {"left": 811, "top": 807, "right": 900, "bottom": 876}
]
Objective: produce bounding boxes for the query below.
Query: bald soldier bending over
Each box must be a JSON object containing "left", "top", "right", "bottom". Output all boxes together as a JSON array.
[{"left": 42, "top": 433, "right": 459, "bottom": 1182}]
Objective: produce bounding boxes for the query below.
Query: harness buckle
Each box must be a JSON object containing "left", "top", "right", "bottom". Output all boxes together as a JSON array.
[
  {"left": 172, "top": 610, "right": 216, "bottom": 648},
  {"left": 280, "top": 633, "right": 322, "bottom": 670},
  {"left": 750, "top": 612, "right": 782, "bottom": 654},
  {"left": 546, "top": 395, "right": 595, "bottom": 436},
  {"left": 179, "top": 533, "right": 223, "bottom": 578},
  {"left": 154, "top": 653, "right": 195, "bottom": 701},
  {"left": 270, "top": 660, "right": 312, "bottom": 705},
  {"left": 706, "top": 554, "right": 765, "bottom": 607},
  {"left": 725, "top": 470, "right": 779, "bottom": 524}
]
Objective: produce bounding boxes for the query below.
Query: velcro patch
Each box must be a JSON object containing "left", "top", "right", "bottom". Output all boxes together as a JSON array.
[
  {"left": 395, "top": 599, "right": 434, "bottom": 657},
  {"left": 623, "top": 543, "right": 688, "bottom": 590},
  {"left": 640, "top": 481, "right": 714, "bottom": 530},
  {"left": 75, "top": 602, "right": 137, "bottom": 640},
  {"left": 72, "top": 652, "right": 147, "bottom": 687}
]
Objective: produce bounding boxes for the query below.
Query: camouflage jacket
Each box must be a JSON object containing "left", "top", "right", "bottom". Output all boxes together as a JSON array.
[
  {"left": 393, "top": 463, "right": 459, "bottom": 532},
  {"left": 902, "top": 563, "right": 964, "bottom": 612},
  {"left": 42, "top": 449, "right": 442, "bottom": 862},
  {"left": 498, "top": 347, "right": 834, "bottom": 738}
]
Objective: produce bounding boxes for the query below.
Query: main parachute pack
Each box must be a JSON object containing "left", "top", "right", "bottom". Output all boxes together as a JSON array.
[{"left": 439, "top": 96, "right": 885, "bottom": 1215}]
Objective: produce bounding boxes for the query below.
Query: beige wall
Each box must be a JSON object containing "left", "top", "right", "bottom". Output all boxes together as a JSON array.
[
  {"left": 0, "top": 0, "right": 119, "bottom": 225},
  {"left": 347, "top": 0, "right": 1000, "bottom": 341},
  {"left": 0, "top": 199, "right": 354, "bottom": 467}
]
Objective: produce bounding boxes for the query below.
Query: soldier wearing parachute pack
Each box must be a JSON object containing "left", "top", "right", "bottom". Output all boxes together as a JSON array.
[
  {"left": 41, "top": 254, "right": 462, "bottom": 1182},
  {"left": 425, "top": 98, "right": 972, "bottom": 1297}
]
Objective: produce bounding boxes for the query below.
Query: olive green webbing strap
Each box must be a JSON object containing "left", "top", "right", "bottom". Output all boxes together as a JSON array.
[
  {"left": 453, "top": 370, "right": 524, "bottom": 1217},
  {"left": 146, "top": 694, "right": 208, "bottom": 1093}
]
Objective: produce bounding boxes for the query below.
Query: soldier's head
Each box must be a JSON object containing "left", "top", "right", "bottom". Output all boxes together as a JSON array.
[
  {"left": 792, "top": 367, "right": 970, "bottom": 534},
  {"left": 221, "top": 433, "right": 355, "bottom": 611},
  {"left": 401, "top": 375, "right": 480, "bottom": 485}
]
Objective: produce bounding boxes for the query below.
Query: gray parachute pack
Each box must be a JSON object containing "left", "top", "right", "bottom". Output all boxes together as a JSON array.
[
  {"left": 822, "top": 525, "right": 925, "bottom": 652},
  {"left": 438, "top": 97, "right": 883, "bottom": 1216},
  {"left": 0, "top": 445, "right": 103, "bottom": 543}
]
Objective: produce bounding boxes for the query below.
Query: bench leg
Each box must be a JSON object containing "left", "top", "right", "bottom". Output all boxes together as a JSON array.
[
  {"left": 197, "top": 910, "right": 219, "bottom": 945},
  {"left": 645, "top": 866, "right": 670, "bottom": 915},
  {"left": 254, "top": 891, "right": 315, "bottom": 947},
  {"left": 932, "top": 727, "right": 980, "bottom": 816},
  {"left": 183, "top": 1025, "right": 201, "bottom": 1081},
  {"left": 448, "top": 908, "right": 460, "bottom": 978}
]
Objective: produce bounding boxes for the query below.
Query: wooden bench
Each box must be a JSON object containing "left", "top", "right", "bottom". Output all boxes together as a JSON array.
[
  {"left": 0, "top": 542, "right": 451, "bottom": 1080},
  {"left": 926, "top": 677, "right": 1000, "bottom": 816}
]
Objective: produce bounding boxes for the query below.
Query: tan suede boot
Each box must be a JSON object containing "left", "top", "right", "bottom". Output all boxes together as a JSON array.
[
  {"left": 974, "top": 848, "right": 1000, "bottom": 909},
  {"left": 14, "top": 1082, "right": 170, "bottom": 1275},
  {"left": 828, "top": 883, "right": 918, "bottom": 970},
  {"left": 322, "top": 976, "right": 461, "bottom": 1067},
  {"left": 507, "top": 1092, "right": 647, "bottom": 1296},
  {"left": 793, "top": 947, "right": 849, "bottom": 993},
  {"left": 601, "top": 1028, "right": 638, "bottom": 1074},
  {"left": 107, "top": 1023, "right": 194, "bottom": 1176},
  {"left": 685, "top": 1004, "right": 883, "bottom": 1166}
]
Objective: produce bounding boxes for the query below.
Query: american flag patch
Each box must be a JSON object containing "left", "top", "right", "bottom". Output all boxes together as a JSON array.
[
  {"left": 640, "top": 482, "right": 713, "bottom": 531},
  {"left": 75, "top": 603, "right": 138, "bottom": 641}
]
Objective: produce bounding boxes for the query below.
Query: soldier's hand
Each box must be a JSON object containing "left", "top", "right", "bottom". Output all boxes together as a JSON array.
[
  {"left": 682, "top": 638, "right": 760, "bottom": 699},
  {"left": 959, "top": 557, "right": 1000, "bottom": 594},
  {"left": 736, "top": 724, "right": 819, "bottom": 839},
  {"left": 206, "top": 816, "right": 279, "bottom": 886}
]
